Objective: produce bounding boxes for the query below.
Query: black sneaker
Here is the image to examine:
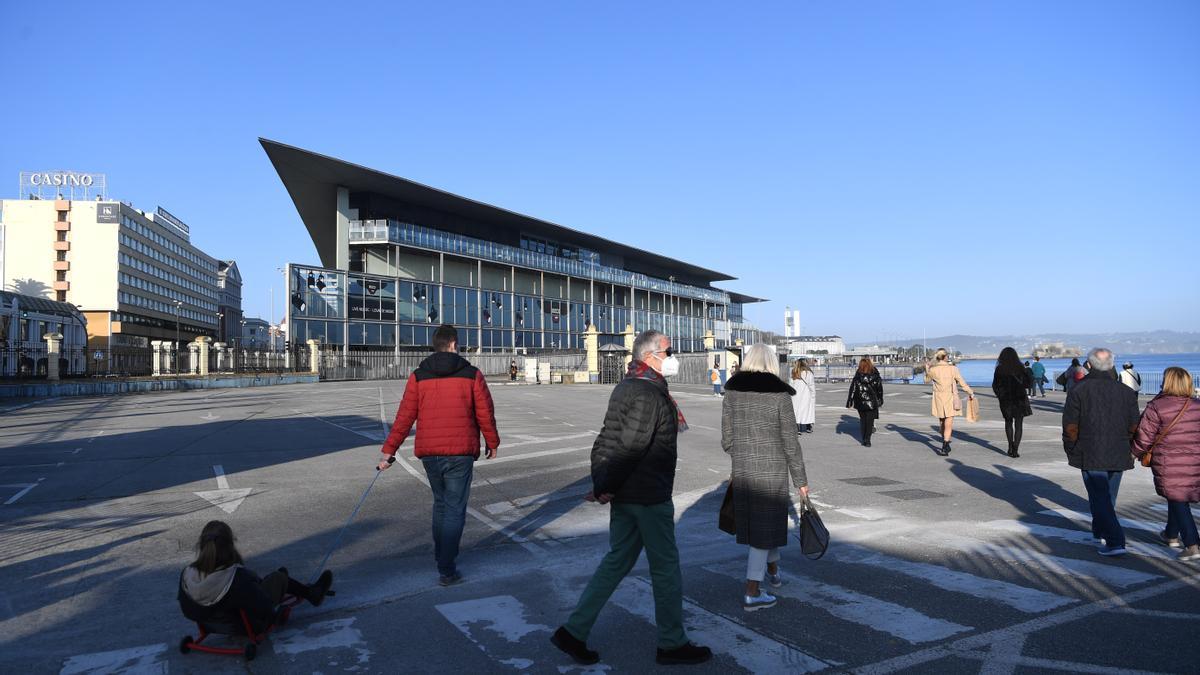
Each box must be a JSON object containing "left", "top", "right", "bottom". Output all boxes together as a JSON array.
[
  {"left": 656, "top": 642, "right": 712, "bottom": 665},
  {"left": 308, "top": 570, "right": 333, "bottom": 606},
  {"left": 438, "top": 572, "right": 464, "bottom": 587},
  {"left": 551, "top": 627, "right": 599, "bottom": 665}
]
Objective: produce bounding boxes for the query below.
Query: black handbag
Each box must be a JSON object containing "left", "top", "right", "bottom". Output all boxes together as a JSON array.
[
  {"left": 718, "top": 482, "right": 736, "bottom": 535},
  {"left": 798, "top": 496, "right": 829, "bottom": 560}
]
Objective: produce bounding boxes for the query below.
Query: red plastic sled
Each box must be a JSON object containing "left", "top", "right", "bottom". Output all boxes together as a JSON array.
[{"left": 178, "top": 594, "right": 303, "bottom": 662}]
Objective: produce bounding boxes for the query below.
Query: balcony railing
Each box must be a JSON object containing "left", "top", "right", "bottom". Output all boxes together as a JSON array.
[{"left": 349, "top": 219, "right": 730, "bottom": 304}]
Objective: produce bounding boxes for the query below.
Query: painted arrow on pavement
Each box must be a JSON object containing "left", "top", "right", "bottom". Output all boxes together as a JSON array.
[{"left": 194, "top": 464, "right": 251, "bottom": 514}]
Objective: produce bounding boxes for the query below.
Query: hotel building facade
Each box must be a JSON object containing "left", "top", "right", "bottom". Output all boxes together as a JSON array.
[
  {"left": 1, "top": 173, "right": 223, "bottom": 349},
  {"left": 263, "top": 140, "right": 763, "bottom": 353}
]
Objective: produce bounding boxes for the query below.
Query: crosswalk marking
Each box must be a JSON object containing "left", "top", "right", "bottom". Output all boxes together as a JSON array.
[
  {"left": 833, "top": 545, "right": 1075, "bottom": 613},
  {"left": 611, "top": 578, "right": 832, "bottom": 672},
  {"left": 437, "top": 595, "right": 552, "bottom": 644},
  {"left": 60, "top": 643, "right": 167, "bottom": 675},
  {"left": 903, "top": 531, "right": 1160, "bottom": 588},
  {"left": 1037, "top": 507, "right": 1163, "bottom": 533},
  {"left": 979, "top": 520, "right": 1175, "bottom": 560},
  {"left": 273, "top": 618, "right": 372, "bottom": 664},
  {"left": 705, "top": 561, "right": 972, "bottom": 644}
]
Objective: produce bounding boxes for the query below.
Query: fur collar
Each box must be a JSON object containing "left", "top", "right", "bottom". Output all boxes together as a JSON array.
[{"left": 725, "top": 371, "right": 795, "bottom": 395}]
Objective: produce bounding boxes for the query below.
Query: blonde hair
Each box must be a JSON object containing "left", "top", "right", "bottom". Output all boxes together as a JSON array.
[
  {"left": 791, "top": 359, "right": 810, "bottom": 379},
  {"left": 740, "top": 343, "right": 779, "bottom": 376},
  {"left": 933, "top": 348, "right": 949, "bottom": 362},
  {"left": 1162, "top": 367, "right": 1195, "bottom": 398}
]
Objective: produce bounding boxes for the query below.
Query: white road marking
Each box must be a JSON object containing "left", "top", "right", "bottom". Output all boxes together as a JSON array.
[
  {"left": 437, "top": 594, "right": 551, "bottom": 643},
  {"left": 273, "top": 617, "right": 371, "bottom": 665},
  {"left": 979, "top": 520, "right": 1175, "bottom": 560},
  {"left": 3, "top": 478, "right": 44, "bottom": 505},
  {"left": 1038, "top": 507, "right": 1163, "bottom": 533},
  {"left": 60, "top": 642, "right": 167, "bottom": 674},
  {"left": 613, "top": 578, "right": 832, "bottom": 672},
  {"left": 482, "top": 445, "right": 595, "bottom": 466},
  {"left": 88, "top": 430, "right": 105, "bottom": 443},
  {"left": 706, "top": 561, "right": 973, "bottom": 643},
  {"left": 501, "top": 432, "right": 596, "bottom": 449},
  {"left": 834, "top": 545, "right": 1074, "bottom": 613},
  {"left": 903, "top": 531, "right": 1159, "bottom": 588},
  {"left": 193, "top": 464, "right": 251, "bottom": 514}
]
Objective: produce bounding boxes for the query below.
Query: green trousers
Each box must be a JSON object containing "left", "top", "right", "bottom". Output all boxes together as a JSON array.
[{"left": 564, "top": 500, "right": 688, "bottom": 650}]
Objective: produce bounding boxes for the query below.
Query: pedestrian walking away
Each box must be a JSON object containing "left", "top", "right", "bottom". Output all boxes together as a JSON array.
[
  {"left": 1059, "top": 357, "right": 1084, "bottom": 393},
  {"left": 1024, "top": 360, "right": 1036, "bottom": 397},
  {"left": 551, "top": 330, "right": 712, "bottom": 667},
  {"left": 1131, "top": 367, "right": 1200, "bottom": 562},
  {"left": 711, "top": 357, "right": 724, "bottom": 397},
  {"left": 376, "top": 324, "right": 501, "bottom": 586},
  {"left": 509, "top": 359, "right": 519, "bottom": 382},
  {"left": 1119, "top": 362, "right": 1142, "bottom": 394},
  {"left": 1062, "top": 348, "right": 1140, "bottom": 556},
  {"left": 1031, "top": 356, "right": 1047, "bottom": 397},
  {"left": 178, "top": 521, "right": 334, "bottom": 633},
  {"left": 722, "top": 344, "right": 810, "bottom": 612},
  {"left": 846, "top": 358, "right": 883, "bottom": 447},
  {"left": 994, "top": 347, "right": 1034, "bottom": 458},
  {"left": 926, "top": 348, "right": 973, "bottom": 455},
  {"left": 790, "top": 358, "right": 816, "bottom": 433}
]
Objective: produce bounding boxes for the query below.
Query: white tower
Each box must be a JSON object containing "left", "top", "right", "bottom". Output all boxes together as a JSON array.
[{"left": 784, "top": 308, "right": 801, "bottom": 338}]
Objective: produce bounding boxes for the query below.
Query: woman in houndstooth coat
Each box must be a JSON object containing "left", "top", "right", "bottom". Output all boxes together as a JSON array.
[{"left": 722, "top": 344, "right": 809, "bottom": 612}]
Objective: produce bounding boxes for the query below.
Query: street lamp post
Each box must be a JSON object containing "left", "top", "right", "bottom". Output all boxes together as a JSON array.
[{"left": 173, "top": 300, "right": 183, "bottom": 372}]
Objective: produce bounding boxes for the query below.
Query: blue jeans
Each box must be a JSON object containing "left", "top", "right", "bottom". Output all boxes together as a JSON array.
[
  {"left": 1165, "top": 500, "right": 1199, "bottom": 548},
  {"left": 1081, "top": 470, "right": 1124, "bottom": 547},
  {"left": 422, "top": 456, "right": 475, "bottom": 577}
]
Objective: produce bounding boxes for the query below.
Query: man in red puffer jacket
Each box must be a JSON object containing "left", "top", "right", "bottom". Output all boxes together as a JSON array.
[{"left": 377, "top": 325, "right": 501, "bottom": 586}]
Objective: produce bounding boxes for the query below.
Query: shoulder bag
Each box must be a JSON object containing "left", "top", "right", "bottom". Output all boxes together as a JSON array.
[
  {"left": 1140, "top": 399, "right": 1192, "bottom": 467},
  {"left": 795, "top": 496, "right": 829, "bottom": 560}
]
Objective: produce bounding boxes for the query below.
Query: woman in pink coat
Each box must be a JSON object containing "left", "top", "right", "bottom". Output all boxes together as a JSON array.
[{"left": 1132, "top": 367, "right": 1200, "bottom": 562}]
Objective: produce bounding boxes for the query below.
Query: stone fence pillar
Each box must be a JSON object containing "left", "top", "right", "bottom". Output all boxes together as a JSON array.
[
  {"left": 622, "top": 323, "right": 636, "bottom": 367},
  {"left": 195, "top": 336, "right": 212, "bottom": 376},
  {"left": 44, "top": 332, "right": 63, "bottom": 381},
  {"left": 307, "top": 339, "right": 321, "bottom": 374},
  {"left": 703, "top": 330, "right": 715, "bottom": 352},
  {"left": 151, "top": 340, "right": 165, "bottom": 376},
  {"left": 188, "top": 343, "right": 200, "bottom": 375},
  {"left": 585, "top": 324, "right": 599, "bottom": 379},
  {"left": 214, "top": 342, "right": 227, "bottom": 372}
]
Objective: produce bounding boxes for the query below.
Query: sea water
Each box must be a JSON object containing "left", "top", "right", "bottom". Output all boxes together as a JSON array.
[{"left": 913, "top": 353, "right": 1200, "bottom": 388}]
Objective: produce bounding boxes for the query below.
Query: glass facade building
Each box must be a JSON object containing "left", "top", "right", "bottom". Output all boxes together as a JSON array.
[{"left": 265, "top": 139, "right": 763, "bottom": 353}]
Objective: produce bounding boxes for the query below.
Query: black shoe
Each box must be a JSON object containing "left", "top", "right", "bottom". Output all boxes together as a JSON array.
[
  {"left": 656, "top": 642, "right": 713, "bottom": 665},
  {"left": 1011, "top": 446, "right": 1020, "bottom": 458},
  {"left": 863, "top": 439, "right": 871, "bottom": 447},
  {"left": 438, "top": 572, "right": 464, "bottom": 587},
  {"left": 941, "top": 442, "right": 951, "bottom": 455},
  {"left": 308, "top": 570, "right": 333, "bottom": 606},
  {"left": 551, "top": 627, "right": 599, "bottom": 665}
]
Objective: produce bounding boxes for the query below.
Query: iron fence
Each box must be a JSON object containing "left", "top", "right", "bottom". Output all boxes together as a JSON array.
[
  {"left": 314, "top": 350, "right": 589, "bottom": 381},
  {"left": 0, "top": 347, "right": 156, "bottom": 379}
]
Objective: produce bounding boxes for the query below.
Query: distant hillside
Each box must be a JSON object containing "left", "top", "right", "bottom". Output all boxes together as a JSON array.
[{"left": 853, "top": 331, "right": 1200, "bottom": 356}]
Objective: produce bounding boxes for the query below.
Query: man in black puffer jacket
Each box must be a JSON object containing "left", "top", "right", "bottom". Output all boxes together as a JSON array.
[
  {"left": 550, "top": 330, "right": 711, "bottom": 668},
  {"left": 1063, "top": 347, "right": 1141, "bottom": 556}
]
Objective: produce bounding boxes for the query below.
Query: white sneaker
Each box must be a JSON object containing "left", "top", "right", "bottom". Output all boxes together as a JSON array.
[
  {"left": 766, "top": 570, "right": 782, "bottom": 588},
  {"left": 743, "top": 592, "right": 777, "bottom": 612}
]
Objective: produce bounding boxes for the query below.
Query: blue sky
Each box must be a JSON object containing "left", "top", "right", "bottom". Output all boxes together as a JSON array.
[{"left": 2, "top": 1, "right": 1197, "bottom": 342}]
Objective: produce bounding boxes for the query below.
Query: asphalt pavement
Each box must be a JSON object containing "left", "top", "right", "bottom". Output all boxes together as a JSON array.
[{"left": 1, "top": 378, "right": 1198, "bottom": 674}]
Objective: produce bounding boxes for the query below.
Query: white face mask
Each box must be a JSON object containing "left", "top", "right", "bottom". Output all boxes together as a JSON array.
[{"left": 659, "top": 355, "right": 680, "bottom": 378}]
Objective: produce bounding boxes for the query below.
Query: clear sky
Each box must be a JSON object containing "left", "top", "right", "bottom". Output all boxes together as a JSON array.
[{"left": 2, "top": 1, "right": 1197, "bottom": 342}]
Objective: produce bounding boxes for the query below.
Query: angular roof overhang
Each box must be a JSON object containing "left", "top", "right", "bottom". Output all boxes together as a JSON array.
[{"left": 259, "top": 138, "right": 736, "bottom": 284}]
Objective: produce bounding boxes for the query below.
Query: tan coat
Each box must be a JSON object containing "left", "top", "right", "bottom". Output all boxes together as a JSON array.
[{"left": 927, "top": 362, "right": 973, "bottom": 418}]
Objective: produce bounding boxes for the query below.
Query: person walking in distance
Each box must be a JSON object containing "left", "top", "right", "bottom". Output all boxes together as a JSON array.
[
  {"left": 1031, "top": 355, "right": 1047, "bottom": 398},
  {"left": 376, "top": 325, "right": 500, "bottom": 586},
  {"left": 926, "top": 348, "right": 973, "bottom": 455},
  {"left": 1131, "top": 367, "right": 1200, "bottom": 561},
  {"left": 551, "top": 331, "right": 711, "bottom": 667},
  {"left": 1119, "top": 362, "right": 1142, "bottom": 394},
  {"left": 711, "top": 357, "right": 724, "bottom": 397},
  {"left": 509, "top": 359, "right": 519, "bottom": 382},
  {"left": 1062, "top": 348, "right": 1141, "bottom": 556},
  {"left": 723, "top": 344, "right": 810, "bottom": 611},
  {"left": 846, "top": 357, "right": 883, "bottom": 447},
  {"left": 993, "top": 347, "right": 1034, "bottom": 458},
  {"left": 1024, "top": 361, "right": 1036, "bottom": 397},
  {"left": 790, "top": 358, "right": 816, "bottom": 433}
]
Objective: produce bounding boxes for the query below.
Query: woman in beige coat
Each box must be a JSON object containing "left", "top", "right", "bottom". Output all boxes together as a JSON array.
[{"left": 926, "top": 348, "right": 973, "bottom": 455}]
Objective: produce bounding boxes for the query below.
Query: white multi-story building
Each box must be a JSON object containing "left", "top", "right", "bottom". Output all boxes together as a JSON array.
[
  {"left": 2, "top": 172, "right": 223, "bottom": 349},
  {"left": 787, "top": 335, "right": 846, "bottom": 356}
]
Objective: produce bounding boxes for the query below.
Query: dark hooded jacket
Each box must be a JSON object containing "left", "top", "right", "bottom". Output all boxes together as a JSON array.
[
  {"left": 382, "top": 351, "right": 500, "bottom": 459},
  {"left": 178, "top": 565, "right": 277, "bottom": 631},
  {"left": 1062, "top": 369, "right": 1140, "bottom": 471},
  {"left": 590, "top": 361, "right": 679, "bottom": 505}
]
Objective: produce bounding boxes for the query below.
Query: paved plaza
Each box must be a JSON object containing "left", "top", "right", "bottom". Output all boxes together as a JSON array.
[{"left": 2, "top": 379, "right": 1198, "bottom": 674}]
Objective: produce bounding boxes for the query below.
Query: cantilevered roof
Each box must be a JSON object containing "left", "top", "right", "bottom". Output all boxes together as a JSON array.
[
  {"left": 259, "top": 139, "right": 736, "bottom": 284},
  {"left": 725, "top": 291, "right": 768, "bottom": 304},
  {"left": 0, "top": 290, "right": 84, "bottom": 317}
]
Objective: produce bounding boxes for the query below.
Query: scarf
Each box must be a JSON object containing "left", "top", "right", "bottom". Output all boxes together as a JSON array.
[{"left": 626, "top": 360, "right": 688, "bottom": 432}]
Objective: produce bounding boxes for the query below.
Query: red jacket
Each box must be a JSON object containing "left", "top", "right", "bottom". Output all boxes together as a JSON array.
[{"left": 382, "top": 351, "right": 500, "bottom": 459}]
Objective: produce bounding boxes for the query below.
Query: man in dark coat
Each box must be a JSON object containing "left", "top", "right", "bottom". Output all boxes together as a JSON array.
[
  {"left": 551, "top": 330, "right": 711, "bottom": 667},
  {"left": 377, "top": 325, "right": 500, "bottom": 586},
  {"left": 1062, "top": 347, "right": 1141, "bottom": 556}
]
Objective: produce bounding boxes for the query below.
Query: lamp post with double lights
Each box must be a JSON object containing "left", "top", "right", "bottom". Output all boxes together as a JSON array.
[{"left": 173, "top": 300, "right": 183, "bottom": 373}]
